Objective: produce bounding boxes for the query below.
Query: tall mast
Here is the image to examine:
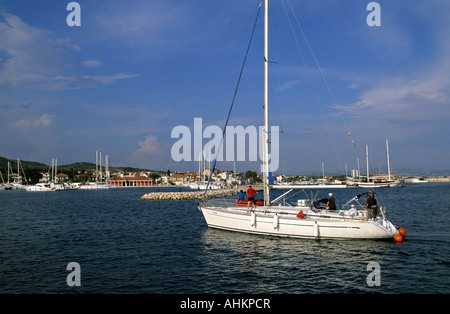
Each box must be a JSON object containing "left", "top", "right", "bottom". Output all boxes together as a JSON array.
[
  {"left": 357, "top": 157, "right": 360, "bottom": 179},
  {"left": 96, "top": 151, "right": 99, "bottom": 183},
  {"left": 263, "top": 0, "right": 270, "bottom": 206},
  {"left": 105, "top": 155, "right": 110, "bottom": 184},
  {"left": 198, "top": 151, "right": 201, "bottom": 182},
  {"left": 366, "top": 144, "right": 369, "bottom": 181},
  {"left": 386, "top": 138, "right": 391, "bottom": 180},
  {"left": 99, "top": 152, "right": 103, "bottom": 183}
]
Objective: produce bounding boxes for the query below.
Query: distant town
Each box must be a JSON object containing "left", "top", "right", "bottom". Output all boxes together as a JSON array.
[{"left": 1, "top": 156, "right": 448, "bottom": 188}]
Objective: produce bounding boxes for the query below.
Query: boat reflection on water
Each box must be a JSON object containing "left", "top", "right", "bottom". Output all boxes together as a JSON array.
[{"left": 200, "top": 227, "right": 396, "bottom": 293}]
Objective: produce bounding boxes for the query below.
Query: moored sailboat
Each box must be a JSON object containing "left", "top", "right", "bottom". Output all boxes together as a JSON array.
[
  {"left": 80, "top": 151, "right": 112, "bottom": 189},
  {"left": 25, "top": 182, "right": 55, "bottom": 192},
  {"left": 349, "top": 141, "right": 403, "bottom": 188},
  {"left": 4, "top": 160, "right": 26, "bottom": 190}
]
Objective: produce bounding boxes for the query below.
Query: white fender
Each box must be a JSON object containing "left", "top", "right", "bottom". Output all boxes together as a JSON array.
[
  {"left": 273, "top": 214, "right": 279, "bottom": 229},
  {"left": 313, "top": 221, "right": 319, "bottom": 238},
  {"left": 251, "top": 212, "right": 256, "bottom": 227}
]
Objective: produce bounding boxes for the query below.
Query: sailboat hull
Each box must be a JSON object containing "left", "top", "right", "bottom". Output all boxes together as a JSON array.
[
  {"left": 79, "top": 182, "right": 111, "bottom": 189},
  {"left": 199, "top": 205, "right": 397, "bottom": 240},
  {"left": 25, "top": 183, "right": 55, "bottom": 192},
  {"left": 353, "top": 180, "right": 403, "bottom": 188}
]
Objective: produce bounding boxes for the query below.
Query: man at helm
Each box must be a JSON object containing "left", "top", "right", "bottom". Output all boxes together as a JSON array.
[{"left": 327, "top": 193, "right": 336, "bottom": 211}]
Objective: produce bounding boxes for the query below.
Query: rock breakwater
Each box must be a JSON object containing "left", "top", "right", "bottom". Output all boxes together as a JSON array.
[{"left": 141, "top": 189, "right": 238, "bottom": 200}]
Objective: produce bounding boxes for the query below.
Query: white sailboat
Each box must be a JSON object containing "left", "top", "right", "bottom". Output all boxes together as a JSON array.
[
  {"left": 49, "top": 158, "right": 80, "bottom": 191},
  {"left": 24, "top": 158, "right": 52, "bottom": 192},
  {"left": 188, "top": 150, "right": 222, "bottom": 190},
  {"left": 80, "top": 151, "right": 111, "bottom": 189},
  {"left": 0, "top": 170, "right": 5, "bottom": 190},
  {"left": 26, "top": 158, "right": 80, "bottom": 191},
  {"left": 5, "top": 160, "right": 26, "bottom": 190},
  {"left": 198, "top": 0, "right": 404, "bottom": 240},
  {"left": 25, "top": 182, "right": 55, "bottom": 192},
  {"left": 352, "top": 141, "right": 403, "bottom": 188}
]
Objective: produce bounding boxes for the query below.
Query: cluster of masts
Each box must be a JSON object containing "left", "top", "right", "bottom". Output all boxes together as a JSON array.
[
  {"left": 0, "top": 158, "right": 28, "bottom": 190},
  {"left": 0, "top": 151, "right": 111, "bottom": 191}
]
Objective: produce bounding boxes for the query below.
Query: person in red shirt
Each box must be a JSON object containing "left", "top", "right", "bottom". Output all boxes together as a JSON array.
[{"left": 246, "top": 185, "right": 258, "bottom": 210}]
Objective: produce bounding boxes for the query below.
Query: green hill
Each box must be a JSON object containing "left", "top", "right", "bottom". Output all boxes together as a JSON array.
[
  {"left": 0, "top": 156, "right": 158, "bottom": 173},
  {"left": 57, "top": 162, "right": 96, "bottom": 172},
  {"left": 0, "top": 156, "right": 49, "bottom": 170}
]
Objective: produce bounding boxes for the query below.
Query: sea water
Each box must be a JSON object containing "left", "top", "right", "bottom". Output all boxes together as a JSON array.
[{"left": 0, "top": 183, "right": 449, "bottom": 294}]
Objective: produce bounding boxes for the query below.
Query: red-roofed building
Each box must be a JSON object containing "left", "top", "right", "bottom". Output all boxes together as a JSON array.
[{"left": 109, "top": 172, "right": 153, "bottom": 187}]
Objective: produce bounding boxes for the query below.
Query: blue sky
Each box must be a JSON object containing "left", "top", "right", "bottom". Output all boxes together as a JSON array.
[{"left": 0, "top": 0, "right": 449, "bottom": 175}]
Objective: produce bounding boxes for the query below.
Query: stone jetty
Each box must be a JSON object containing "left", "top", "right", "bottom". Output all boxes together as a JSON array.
[{"left": 141, "top": 189, "right": 238, "bottom": 200}]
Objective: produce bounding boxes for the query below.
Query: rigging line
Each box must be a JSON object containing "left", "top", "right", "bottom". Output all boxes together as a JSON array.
[
  {"left": 268, "top": 9, "right": 286, "bottom": 177},
  {"left": 280, "top": 0, "right": 346, "bottom": 176},
  {"left": 285, "top": 0, "right": 360, "bottom": 155},
  {"left": 203, "top": 0, "right": 263, "bottom": 198}
]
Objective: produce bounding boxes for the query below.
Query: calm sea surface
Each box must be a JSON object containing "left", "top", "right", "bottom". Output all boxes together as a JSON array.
[{"left": 1, "top": 183, "right": 449, "bottom": 294}]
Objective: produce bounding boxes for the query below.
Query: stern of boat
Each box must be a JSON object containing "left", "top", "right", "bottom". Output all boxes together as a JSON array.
[{"left": 372, "top": 217, "right": 399, "bottom": 238}]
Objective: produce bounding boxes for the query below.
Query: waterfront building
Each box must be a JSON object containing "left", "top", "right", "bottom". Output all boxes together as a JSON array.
[{"left": 109, "top": 173, "right": 153, "bottom": 187}]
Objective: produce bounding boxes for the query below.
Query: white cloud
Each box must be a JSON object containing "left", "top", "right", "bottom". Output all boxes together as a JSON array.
[
  {"left": 128, "top": 135, "right": 164, "bottom": 167},
  {"left": 56, "top": 38, "right": 81, "bottom": 51},
  {"left": 340, "top": 57, "right": 449, "bottom": 126},
  {"left": 127, "top": 134, "right": 179, "bottom": 169},
  {"left": 82, "top": 60, "right": 103, "bottom": 68},
  {"left": 81, "top": 73, "right": 139, "bottom": 85},
  {"left": 93, "top": 0, "right": 189, "bottom": 42},
  {"left": 33, "top": 114, "right": 55, "bottom": 127},
  {"left": 134, "top": 135, "right": 160, "bottom": 155},
  {"left": 276, "top": 80, "right": 300, "bottom": 92},
  {"left": 0, "top": 12, "right": 138, "bottom": 91},
  {"left": 337, "top": 2, "right": 450, "bottom": 128},
  {"left": 11, "top": 114, "right": 56, "bottom": 129},
  {"left": 0, "top": 13, "right": 63, "bottom": 87}
]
